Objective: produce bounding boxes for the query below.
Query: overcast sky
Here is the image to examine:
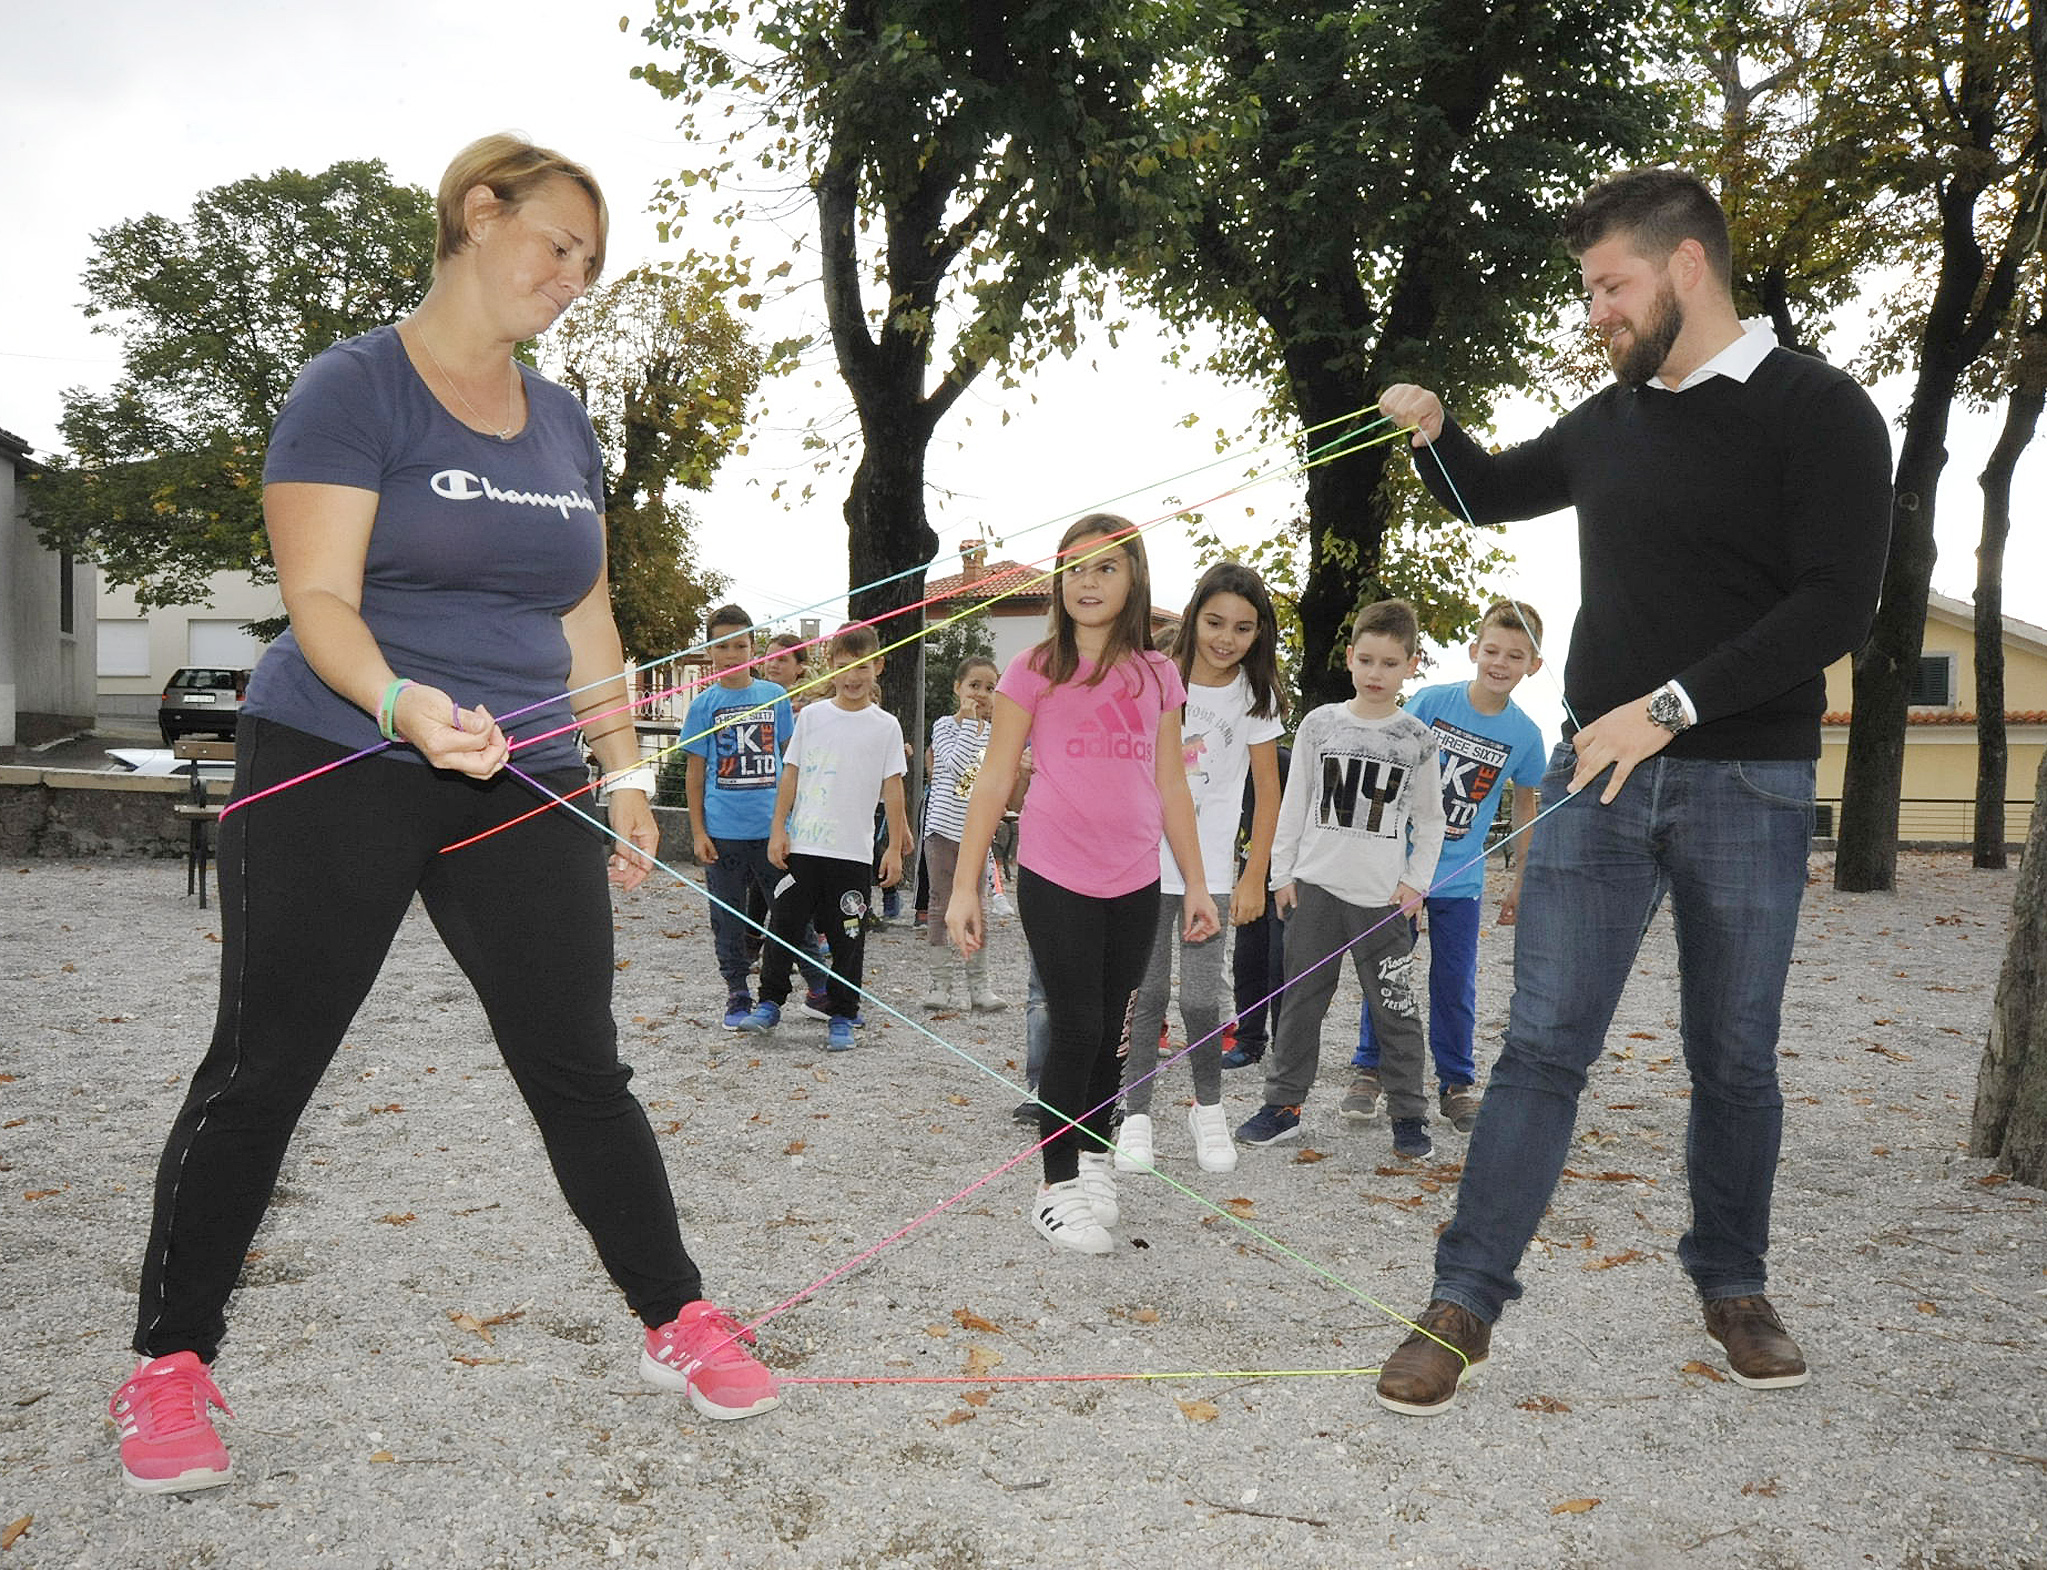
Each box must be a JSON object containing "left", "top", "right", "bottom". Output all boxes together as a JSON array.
[{"left": 5, "top": 0, "right": 2042, "bottom": 747}]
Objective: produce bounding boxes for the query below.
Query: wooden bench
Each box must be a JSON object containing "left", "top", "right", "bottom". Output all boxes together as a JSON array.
[{"left": 172, "top": 739, "right": 235, "bottom": 907}]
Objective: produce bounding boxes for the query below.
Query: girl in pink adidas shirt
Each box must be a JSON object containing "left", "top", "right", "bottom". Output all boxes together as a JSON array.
[{"left": 947, "top": 514, "right": 1218, "bottom": 1254}]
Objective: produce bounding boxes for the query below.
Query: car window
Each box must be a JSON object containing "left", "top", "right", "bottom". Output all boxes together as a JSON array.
[{"left": 171, "top": 669, "right": 238, "bottom": 689}]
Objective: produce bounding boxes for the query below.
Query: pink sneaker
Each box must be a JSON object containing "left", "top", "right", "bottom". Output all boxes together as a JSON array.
[
  {"left": 109, "top": 1351, "right": 234, "bottom": 1493},
  {"left": 641, "top": 1302, "right": 781, "bottom": 1420}
]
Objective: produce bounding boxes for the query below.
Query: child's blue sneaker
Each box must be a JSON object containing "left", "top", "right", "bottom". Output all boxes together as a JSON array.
[
  {"left": 802, "top": 987, "right": 831, "bottom": 1020},
  {"left": 735, "top": 1000, "right": 780, "bottom": 1034},
  {"left": 722, "top": 993, "right": 754, "bottom": 1031},
  {"left": 1391, "top": 1117, "right": 1434, "bottom": 1160},
  {"left": 826, "top": 1016, "right": 856, "bottom": 1052},
  {"left": 1234, "top": 1103, "right": 1301, "bottom": 1146}
]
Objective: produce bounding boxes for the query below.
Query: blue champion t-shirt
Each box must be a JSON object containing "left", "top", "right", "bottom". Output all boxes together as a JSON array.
[
  {"left": 248, "top": 326, "right": 606, "bottom": 772},
  {"left": 1405, "top": 681, "right": 1546, "bottom": 899},
  {"left": 680, "top": 677, "right": 793, "bottom": 840}
]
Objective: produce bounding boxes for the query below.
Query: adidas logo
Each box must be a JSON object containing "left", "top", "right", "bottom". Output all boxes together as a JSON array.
[{"left": 1067, "top": 691, "right": 1155, "bottom": 762}]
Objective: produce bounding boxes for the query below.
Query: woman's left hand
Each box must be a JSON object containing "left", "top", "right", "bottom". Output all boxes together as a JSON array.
[
  {"left": 606, "top": 789, "right": 660, "bottom": 891},
  {"left": 1183, "top": 890, "right": 1221, "bottom": 944}
]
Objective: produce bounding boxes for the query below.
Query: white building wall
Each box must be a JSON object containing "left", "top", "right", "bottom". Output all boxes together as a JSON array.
[
  {"left": 2, "top": 438, "right": 98, "bottom": 744},
  {"left": 97, "top": 572, "right": 284, "bottom": 722}
]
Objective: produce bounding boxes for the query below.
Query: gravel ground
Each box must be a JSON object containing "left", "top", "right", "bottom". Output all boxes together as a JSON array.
[{"left": 2, "top": 847, "right": 2042, "bottom": 1570}]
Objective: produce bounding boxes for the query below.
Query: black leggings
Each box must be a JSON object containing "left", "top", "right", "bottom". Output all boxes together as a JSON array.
[
  {"left": 1017, "top": 866, "right": 1160, "bottom": 1184},
  {"left": 134, "top": 718, "right": 700, "bottom": 1362}
]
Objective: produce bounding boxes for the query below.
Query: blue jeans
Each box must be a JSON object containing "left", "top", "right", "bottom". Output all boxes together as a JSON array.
[
  {"left": 704, "top": 838, "right": 824, "bottom": 998},
  {"left": 1433, "top": 748, "right": 1814, "bottom": 1320},
  {"left": 1354, "top": 894, "right": 1482, "bottom": 1088},
  {"left": 1024, "top": 957, "right": 1049, "bottom": 1092}
]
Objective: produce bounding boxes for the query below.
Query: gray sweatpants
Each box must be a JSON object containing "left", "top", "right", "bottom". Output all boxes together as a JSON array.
[
  {"left": 1121, "top": 894, "right": 1228, "bottom": 1113},
  {"left": 1261, "top": 881, "right": 1427, "bottom": 1119}
]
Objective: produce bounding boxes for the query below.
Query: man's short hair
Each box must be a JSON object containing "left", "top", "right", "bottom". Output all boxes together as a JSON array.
[
  {"left": 1563, "top": 167, "right": 1732, "bottom": 285},
  {"left": 706, "top": 603, "right": 753, "bottom": 639},
  {"left": 1479, "top": 598, "right": 1544, "bottom": 645},
  {"left": 829, "top": 622, "right": 880, "bottom": 661},
  {"left": 1350, "top": 598, "right": 1420, "bottom": 657}
]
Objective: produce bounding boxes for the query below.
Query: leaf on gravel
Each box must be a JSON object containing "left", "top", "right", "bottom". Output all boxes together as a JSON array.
[
  {"left": 369, "top": 1449, "right": 396, "bottom": 1463},
  {"left": 784, "top": 1140, "right": 806, "bottom": 1155},
  {"left": 1560, "top": 1168, "right": 1653, "bottom": 1185},
  {"left": 962, "top": 1344, "right": 1002, "bottom": 1377},
  {"left": 923, "top": 1324, "right": 950, "bottom": 1338},
  {"left": 448, "top": 1304, "right": 526, "bottom": 1344},
  {"left": 1915, "top": 1300, "right": 1938, "bottom": 1315},
  {"left": 22, "top": 1190, "right": 62, "bottom": 1201},
  {"left": 1293, "top": 1148, "right": 1327, "bottom": 1164},
  {"left": 1626, "top": 1031, "right": 1658, "bottom": 1039},
  {"left": 1975, "top": 1172, "right": 2012, "bottom": 1187},
  {"left": 370, "top": 1103, "right": 402, "bottom": 1114},
  {"left": 451, "top": 1354, "right": 502, "bottom": 1367},
  {"left": 1864, "top": 1043, "right": 1912, "bottom": 1062},
  {"left": 661, "top": 930, "right": 688, "bottom": 939},
  {"left": 2, "top": 1514, "right": 29, "bottom": 1550},
  {"left": 1222, "top": 1197, "right": 1256, "bottom": 1218},
  {"left": 1130, "top": 1307, "right": 1160, "bottom": 1324},
  {"left": 1517, "top": 1395, "right": 1572, "bottom": 1413},
  {"left": 947, "top": 1094, "right": 971, "bottom": 1106},
  {"left": 1681, "top": 1360, "right": 1727, "bottom": 1382},
  {"left": 656, "top": 1120, "right": 683, "bottom": 1135},
  {"left": 1, "top": 1119, "right": 22, "bottom": 1130},
  {"left": 953, "top": 1308, "right": 1000, "bottom": 1333},
  {"left": 377, "top": 1212, "right": 417, "bottom": 1226},
  {"left": 1742, "top": 1477, "right": 1781, "bottom": 1497},
  {"left": 941, "top": 1409, "right": 976, "bottom": 1425},
  {"left": 1550, "top": 1497, "right": 1600, "bottom": 1515},
  {"left": 1585, "top": 1248, "right": 1646, "bottom": 1271},
  {"left": 960, "top": 1389, "right": 992, "bottom": 1407},
  {"left": 1177, "top": 1398, "right": 1220, "bottom": 1423}
]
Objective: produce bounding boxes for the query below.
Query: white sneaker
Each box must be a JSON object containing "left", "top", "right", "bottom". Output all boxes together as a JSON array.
[
  {"left": 1188, "top": 1102, "right": 1239, "bottom": 1173},
  {"left": 1075, "top": 1150, "right": 1120, "bottom": 1227},
  {"left": 1031, "top": 1179, "right": 1112, "bottom": 1254},
  {"left": 1113, "top": 1112, "right": 1153, "bottom": 1172}
]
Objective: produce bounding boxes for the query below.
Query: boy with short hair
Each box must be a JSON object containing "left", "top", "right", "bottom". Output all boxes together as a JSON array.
[
  {"left": 738, "top": 624, "right": 914, "bottom": 1050},
  {"left": 682, "top": 605, "right": 825, "bottom": 1029},
  {"left": 1347, "top": 599, "right": 1547, "bottom": 1137},
  {"left": 1235, "top": 599, "right": 1445, "bottom": 1157}
]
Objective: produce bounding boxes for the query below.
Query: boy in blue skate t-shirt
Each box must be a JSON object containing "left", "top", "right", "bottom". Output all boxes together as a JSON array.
[{"left": 1347, "top": 600, "right": 1546, "bottom": 1136}]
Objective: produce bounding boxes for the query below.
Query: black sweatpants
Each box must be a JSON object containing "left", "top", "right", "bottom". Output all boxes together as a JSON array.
[
  {"left": 1017, "top": 866, "right": 1160, "bottom": 1184},
  {"left": 759, "top": 852, "right": 870, "bottom": 1020},
  {"left": 134, "top": 718, "right": 700, "bottom": 1362}
]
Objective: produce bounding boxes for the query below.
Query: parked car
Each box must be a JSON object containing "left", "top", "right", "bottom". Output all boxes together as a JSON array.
[{"left": 159, "top": 667, "right": 251, "bottom": 745}]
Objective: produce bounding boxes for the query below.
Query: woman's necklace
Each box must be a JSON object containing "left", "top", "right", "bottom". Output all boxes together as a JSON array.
[{"left": 416, "top": 326, "right": 517, "bottom": 440}]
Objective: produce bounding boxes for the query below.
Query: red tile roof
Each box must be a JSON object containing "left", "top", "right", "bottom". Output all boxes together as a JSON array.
[{"left": 925, "top": 559, "right": 1052, "bottom": 608}]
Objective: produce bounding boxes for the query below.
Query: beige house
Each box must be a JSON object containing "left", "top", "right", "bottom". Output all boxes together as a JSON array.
[
  {"left": 1817, "top": 590, "right": 2047, "bottom": 843},
  {"left": 96, "top": 571, "right": 282, "bottom": 728}
]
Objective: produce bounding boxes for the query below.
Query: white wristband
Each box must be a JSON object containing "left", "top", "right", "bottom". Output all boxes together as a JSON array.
[{"left": 607, "top": 766, "right": 658, "bottom": 796}]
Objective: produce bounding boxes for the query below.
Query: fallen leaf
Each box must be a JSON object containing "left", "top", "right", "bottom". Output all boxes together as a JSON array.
[
  {"left": 1, "top": 1120, "right": 22, "bottom": 1130},
  {"left": 1585, "top": 1248, "right": 1646, "bottom": 1271},
  {"left": 1977, "top": 1173, "right": 2012, "bottom": 1188},
  {"left": 377, "top": 1213, "right": 416, "bottom": 1227},
  {"left": 941, "top": 1409, "right": 976, "bottom": 1425},
  {"left": 923, "top": 1324, "right": 950, "bottom": 1338},
  {"left": 1681, "top": 1360, "right": 1727, "bottom": 1382},
  {"left": 1517, "top": 1395, "right": 1572, "bottom": 1414},
  {"left": 614, "top": 959, "right": 631, "bottom": 971},
  {"left": 960, "top": 1389, "right": 992, "bottom": 1407},
  {"left": 1176, "top": 1398, "right": 1220, "bottom": 1423},
  {"left": 1872, "top": 1146, "right": 1891, "bottom": 1157},
  {"left": 369, "top": 1449, "right": 396, "bottom": 1463},
  {"left": 451, "top": 1354, "right": 503, "bottom": 1366},
  {"left": 370, "top": 1103, "right": 402, "bottom": 1114},
  {"left": 1626, "top": 1031, "right": 1658, "bottom": 1039},
  {"left": 1130, "top": 1307, "right": 1161, "bottom": 1324},
  {"left": 1915, "top": 1300, "right": 1938, "bottom": 1315},
  {"left": 657, "top": 1120, "right": 682, "bottom": 1134},
  {"left": 1, "top": 1515, "right": 29, "bottom": 1550},
  {"left": 947, "top": 1094, "right": 971, "bottom": 1106},
  {"left": 22, "top": 1190, "right": 61, "bottom": 1201},
  {"left": 953, "top": 1308, "right": 999, "bottom": 1333},
  {"left": 962, "top": 1345, "right": 1002, "bottom": 1377},
  {"left": 1222, "top": 1197, "right": 1256, "bottom": 1218},
  {"left": 784, "top": 1140, "right": 806, "bottom": 1155},
  {"left": 1293, "top": 1148, "right": 1327, "bottom": 1164},
  {"left": 1742, "top": 1477, "right": 1781, "bottom": 1497},
  {"left": 1551, "top": 1497, "right": 1601, "bottom": 1515}
]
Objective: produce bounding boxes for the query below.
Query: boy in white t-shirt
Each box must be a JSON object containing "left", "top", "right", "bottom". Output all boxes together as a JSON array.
[{"left": 736, "top": 623, "right": 913, "bottom": 1050}]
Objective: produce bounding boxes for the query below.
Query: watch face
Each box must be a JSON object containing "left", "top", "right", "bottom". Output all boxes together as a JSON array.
[{"left": 1650, "top": 691, "right": 1685, "bottom": 731}]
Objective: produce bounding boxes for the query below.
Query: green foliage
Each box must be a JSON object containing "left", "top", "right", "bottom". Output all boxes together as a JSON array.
[
  {"left": 28, "top": 161, "right": 436, "bottom": 607},
  {"left": 548, "top": 266, "right": 761, "bottom": 662}
]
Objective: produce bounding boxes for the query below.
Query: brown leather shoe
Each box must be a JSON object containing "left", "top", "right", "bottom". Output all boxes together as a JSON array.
[
  {"left": 1374, "top": 1300, "right": 1491, "bottom": 1416},
  {"left": 1703, "top": 1295, "right": 1809, "bottom": 1389}
]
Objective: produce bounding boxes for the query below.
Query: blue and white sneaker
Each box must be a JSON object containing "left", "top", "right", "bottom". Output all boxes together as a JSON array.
[
  {"left": 826, "top": 1017, "right": 856, "bottom": 1052},
  {"left": 1235, "top": 1103, "right": 1302, "bottom": 1146},
  {"left": 802, "top": 987, "right": 832, "bottom": 1020},
  {"left": 722, "top": 993, "right": 754, "bottom": 1031},
  {"left": 735, "top": 1001, "right": 780, "bottom": 1034}
]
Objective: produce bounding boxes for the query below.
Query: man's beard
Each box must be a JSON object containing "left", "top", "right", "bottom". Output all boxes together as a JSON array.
[{"left": 1608, "top": 278, "right": 1682, "bottom": 385}]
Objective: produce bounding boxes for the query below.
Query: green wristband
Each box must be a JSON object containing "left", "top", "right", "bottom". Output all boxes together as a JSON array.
[{"left": 378, "top": 678, "right": 416, "bottom": 741}]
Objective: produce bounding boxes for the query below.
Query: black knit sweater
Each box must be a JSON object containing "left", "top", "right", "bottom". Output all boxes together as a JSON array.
[{"left": 1419, "top": 348, "right": 1893, "bottom": 760}]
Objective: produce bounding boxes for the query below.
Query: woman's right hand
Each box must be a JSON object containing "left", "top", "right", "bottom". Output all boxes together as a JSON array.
[
  {"left": 393, "top": 683, "right": 509, "bottom": 777},
  {"left": 945, "top": 887, "right": 984, "bottom": 957}
]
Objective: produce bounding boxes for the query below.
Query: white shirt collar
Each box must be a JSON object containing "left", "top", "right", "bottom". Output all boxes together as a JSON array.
[{"left": 1651, "top": 316, "right": 1778, "bottom": 392}]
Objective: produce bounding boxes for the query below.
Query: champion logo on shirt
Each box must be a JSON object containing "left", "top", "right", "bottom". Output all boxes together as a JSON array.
[
  {"left": 431, "top": 468, "right": 597, "bottom": 520},
  {"left": 1067, "top": 690, "right": 1155, "bottom": 762}
]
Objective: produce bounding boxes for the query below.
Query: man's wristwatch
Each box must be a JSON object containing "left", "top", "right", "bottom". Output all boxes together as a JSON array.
[{"left": 1647, "top": 683, "right": 1692, "bottom": 735}]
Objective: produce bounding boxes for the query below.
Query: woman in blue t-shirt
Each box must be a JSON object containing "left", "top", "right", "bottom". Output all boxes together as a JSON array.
[{"left": 108, "top": 137, "right": 777, "bottom": 1499}]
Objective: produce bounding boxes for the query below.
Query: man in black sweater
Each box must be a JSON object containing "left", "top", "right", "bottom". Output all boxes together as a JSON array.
[{"left": 1372, "top": 168, "right": 1892, "bottom": 1415}]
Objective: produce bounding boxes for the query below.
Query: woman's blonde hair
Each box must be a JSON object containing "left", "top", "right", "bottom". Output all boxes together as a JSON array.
[{"left": 435, "top": 133, "right": 608, "bottom": 283}]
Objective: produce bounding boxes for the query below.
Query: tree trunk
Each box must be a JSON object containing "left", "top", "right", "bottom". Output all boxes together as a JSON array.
[
  {"left": 1289, "top": 352, "right": 1396, "bottom": 712},
  {"left": 1971, "top": 746, "right": 2047, "bottom": 1187},
  {"left": 1972, "top": 376, "right": 2042, "bottom": 866},
  {"left": 843, "top": 420, "right": 938, "bottom": 734}
]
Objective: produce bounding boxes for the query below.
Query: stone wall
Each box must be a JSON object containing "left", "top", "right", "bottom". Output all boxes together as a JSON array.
[{"left": 0, "top": 767, "right": 198, "bottom": 859}]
